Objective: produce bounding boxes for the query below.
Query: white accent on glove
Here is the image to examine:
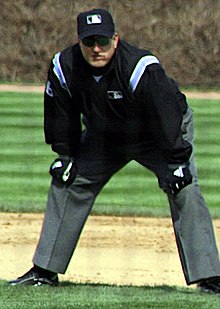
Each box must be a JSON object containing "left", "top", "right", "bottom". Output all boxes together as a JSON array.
[
  {"left": 173, "top": 166, "right": 185, "bottom": 178},
  {"left": 62, "top": 161, "right": 73, "bottom": 182}
]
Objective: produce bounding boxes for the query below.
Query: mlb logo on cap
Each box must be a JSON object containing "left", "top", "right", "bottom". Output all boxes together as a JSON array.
[
  {"left": 77, "top": 8, "right": 115, "bottom": 40},
  {"left": 87, "top": 14, "right": 102, "bottom": 25}
]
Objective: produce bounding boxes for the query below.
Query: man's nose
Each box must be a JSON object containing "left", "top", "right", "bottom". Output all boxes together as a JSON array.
[{"left": 92, "top": 44, "right": 103, "bottom": 52}]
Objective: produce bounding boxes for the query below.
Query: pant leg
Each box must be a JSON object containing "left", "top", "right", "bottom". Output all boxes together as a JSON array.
[
  {"left": 136, "top": 107, "right": 220, "bottom": 284},
  {"left": 33, "top": 133, "right": 127, "bottom": 273},
  {"left": 168, "top": 177, "right": 220, "bottom": 284},
  {"left": 168, "top": 107, "right": 220, "bottom": 284}
]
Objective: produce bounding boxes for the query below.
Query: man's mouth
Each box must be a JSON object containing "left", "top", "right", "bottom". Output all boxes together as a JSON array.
[{"left": 93, "top": 55, "right": 104, "bottom": 60}]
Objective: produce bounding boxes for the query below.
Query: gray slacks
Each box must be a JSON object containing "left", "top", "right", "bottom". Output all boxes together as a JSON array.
[{"left": 33, "top": 108, "right": 220, "bottom": 285}]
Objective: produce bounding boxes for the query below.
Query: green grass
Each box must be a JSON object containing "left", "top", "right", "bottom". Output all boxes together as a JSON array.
[
  {"left": 0, "top": 92, "right": 220, "bottom": 217},
  {"left": 0, "top": 281, "right": 220, "bottom": 309}
]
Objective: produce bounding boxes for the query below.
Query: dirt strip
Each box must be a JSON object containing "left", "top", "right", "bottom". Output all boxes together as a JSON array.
[{"left": 0, "top": 84, "right": 220, "bottom": 100}]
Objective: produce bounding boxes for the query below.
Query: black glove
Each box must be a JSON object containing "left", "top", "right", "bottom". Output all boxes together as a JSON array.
[
  {"left": 49, "top": 156, "right": 77, "bottom": 185},
  {"left": 164, "top": 163, "right": 192, "bottom": 195}
]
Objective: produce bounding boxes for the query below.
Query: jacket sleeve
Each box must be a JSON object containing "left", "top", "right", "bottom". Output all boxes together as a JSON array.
[
  {"left": 44, "top": 53, "right": 82, "bottom": 156},
  {"left": 142, "top": 64, "right": 192, "bottom": 164}
]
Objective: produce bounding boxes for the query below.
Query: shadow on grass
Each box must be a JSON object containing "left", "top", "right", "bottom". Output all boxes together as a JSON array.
[
  {"left": 0, "top": 278, "right": 201, "bottom": 298},
  {"left": 0, "top": 278, "right": 194, "bottom": 292},
  {"left": 58, "top": 280, "right": 196, "bottom": 294}
]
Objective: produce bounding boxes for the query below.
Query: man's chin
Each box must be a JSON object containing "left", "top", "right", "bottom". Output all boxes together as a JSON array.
[{"left": 89, "top": 59, "right": 108, "bottom": 68}]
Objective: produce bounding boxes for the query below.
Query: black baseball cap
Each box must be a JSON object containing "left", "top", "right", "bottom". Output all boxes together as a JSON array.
[{"left": 77, "top": 8, "right": 115, "bottom": 40}]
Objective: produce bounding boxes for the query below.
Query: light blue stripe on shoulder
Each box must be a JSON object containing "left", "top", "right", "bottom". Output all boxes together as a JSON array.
[
  {"left": 129, "top": 55, "right": 160, "bottom": 93},
  {"left": 53, "top": 52, "right": 72, "bottom": 98}
]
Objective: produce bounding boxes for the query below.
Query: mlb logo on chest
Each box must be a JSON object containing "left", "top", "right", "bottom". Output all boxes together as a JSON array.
[
  {"left": 107, "top": 91, "right": 123, "bottom": 100},
  {"left": 87, "top": 14, "right": 102, "bottom": 25}
]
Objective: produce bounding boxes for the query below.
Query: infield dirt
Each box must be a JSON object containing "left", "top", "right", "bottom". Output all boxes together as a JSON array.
[
  {"left": 1, "top": 84, "right": 220, "bottom": 100},
  {"left": 1, "top": 213, "right": 220, "bottom": 288}
]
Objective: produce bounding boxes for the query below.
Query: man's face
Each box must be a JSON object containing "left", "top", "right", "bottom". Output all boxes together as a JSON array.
[{"left": 79, "top": 34, "right": 119, "bottom": 68}]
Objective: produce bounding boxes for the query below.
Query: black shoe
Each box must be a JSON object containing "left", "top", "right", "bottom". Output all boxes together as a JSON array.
[
  {"left": 9, "top": 267, "right": 58, "bottom": 286},
  {"left": 197, "top": 277, "right": 220, "bottom": 294}
]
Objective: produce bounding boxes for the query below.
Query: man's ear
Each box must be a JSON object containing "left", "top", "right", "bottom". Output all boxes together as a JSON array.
[{"left": 113, "top": 33, "right": 119, "bottom": 49}]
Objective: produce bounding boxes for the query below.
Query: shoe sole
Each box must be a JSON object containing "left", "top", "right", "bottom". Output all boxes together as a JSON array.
[{"left": 9, "top": 277, "right": 58, "bottom": 287}]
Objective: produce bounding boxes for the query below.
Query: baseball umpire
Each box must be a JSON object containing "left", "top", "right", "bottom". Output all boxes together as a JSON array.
[{"left": 10, "top": 8, "right": 220, "bottom": 293}]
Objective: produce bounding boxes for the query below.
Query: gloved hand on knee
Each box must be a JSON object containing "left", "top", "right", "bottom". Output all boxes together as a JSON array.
[
  {"left": 49, "top": 156, "right": 77, "bottom": 185},
  {"left": 164, "top": 163, "right": 192, "bottom": 195}
]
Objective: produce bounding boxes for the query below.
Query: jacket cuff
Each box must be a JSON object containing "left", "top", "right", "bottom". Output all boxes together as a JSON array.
[{"left": 51, "top": 143, "right": 76, "bottom": 156}]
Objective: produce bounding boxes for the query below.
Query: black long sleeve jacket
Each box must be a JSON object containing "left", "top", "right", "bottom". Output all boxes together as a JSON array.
[{"left": 44, "top": 40, "right": 192, "bottom": 164}]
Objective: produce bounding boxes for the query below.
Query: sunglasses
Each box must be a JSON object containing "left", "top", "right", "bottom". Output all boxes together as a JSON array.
[{"left": 82, "top": 36, "right": 111, "bottom": 47}]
